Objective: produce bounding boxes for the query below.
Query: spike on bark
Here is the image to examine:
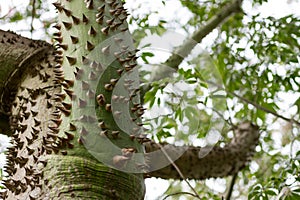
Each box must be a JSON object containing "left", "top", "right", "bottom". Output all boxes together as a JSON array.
[
  {"left": 96, "top": 16, "right": 104, "bottom": 24},
  {"left": 105, "top": 104, "right": 111, "bottom": 112},
  {"left": 71, "top": 15, "right": 80, "bottom": 25},
  {"left": 53, "top": 23, "right": 61, "bottom": 30},
  {"left": 82, "top": 14, "right": 89, "bottom": 24},
  {"left": 88, "top": 71, "right": 97, "bottom": 80},
  {"left": 53, "top": 2, "right": 63, "bottom": 12},
  {"left": 101, "top": 26, "right": 109, "bottom": 35},
  {"left": 102, "top": 45, "right": 110, "bottom": 55},
  {"left": 78, "top": 98, "right": 87, "bottom": 108},
  {"left": 70, "top": 35, "right": 79, "bottom": 44},
  {"left": 86, "top": 41, "right": 95, "bottom": 51},
  {"left": 100, "top": 130, "right": 108, "bottom": 137},
  {"left": 97, "top": 5, "right": 105, "bottom": 12},
  {"left": 62, "top": 102, "right": 72, "bottom": 110},
  {"left": 78, "top": 136, "right": 85, "bottom": 145},
  {"left": 81, "top": 81, "right": 90, "bottom": 90},
  {"left": 98, "top": 121, "right": 106, "bottom": 129},
  {"left": 104, "top": 83, "right": 113, "bottom": 91},
  {"left": 62, "top": 21, "right": 72, "bottom": 30},
  {"left": 111, "top": 131, "right": 120, "bottom": 139},
  {"left": 80, "top": 127, "right": 89, "bottom": 136},
  {"left": 82, "top": 56, "right": 91, "bottom": 65},
  {"left": 88, "top": 26, "right": 97, "bottom": 36},
  {"left": 106, "top": 18, "right": 115, "bottom": 25},
  {"left": 64, "top": 79, "right": 74, "bottom": 88},
  {"left": 62, "top": 8, "right": 72, "bottom": 17},
  {"left": 85, "top": 0, "right": 93, "bottom": 9},
  {"left": 96, "top": 94, "right": 105, "bottom": 106},
  {"left": 58, "top": 44, "right": 68, "bottom": 51},
  {"left": 86, "top": 89, "right": 95, "bottom": 99},
  {"left": 66, "top": 56, "right": 77, "bottom": 65}
]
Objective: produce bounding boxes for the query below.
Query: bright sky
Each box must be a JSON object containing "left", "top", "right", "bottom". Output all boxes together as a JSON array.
[{"left": 0, "top": 0, "right": 300, "bottom": 199}]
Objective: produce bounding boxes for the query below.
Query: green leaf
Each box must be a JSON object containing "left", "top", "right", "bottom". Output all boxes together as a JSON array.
[
  {"left": 9, "top": 11, "right": 23, "bottom": 22},
  {"left": 265, "top": 189, "right": 277, "bottom": 196},
  {"left": 286, "top": 193, "right": 300, "bottom": 200},
  {"left": 248, "top": 190, "right": 260, "bottom": 199},
  {"left": 140, "top": 52, "right": 154, "bottom": 64}
]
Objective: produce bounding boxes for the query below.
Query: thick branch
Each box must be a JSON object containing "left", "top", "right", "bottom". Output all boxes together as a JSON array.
[
  {"left": 0, "top": 30, "right": 51, "bottom": 135},
  {"left": 144, "top": 121, "right": 259, "bottom": 180}
]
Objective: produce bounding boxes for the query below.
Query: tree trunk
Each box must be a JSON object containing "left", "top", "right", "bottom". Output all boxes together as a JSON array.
[
  {"left": 1, "top": 0, "right": 146, "bottom": 199},
  {"left": 0, "top": 0, "right": 260, "bottom": 199}
]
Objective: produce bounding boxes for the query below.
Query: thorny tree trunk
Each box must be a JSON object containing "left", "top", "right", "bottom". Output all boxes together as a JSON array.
[
  {"left": 0, "top": 0, "right": 259, "bottom": 199},
  {"left": 0, "top": 0, "right": 146, "bottom": 199}
]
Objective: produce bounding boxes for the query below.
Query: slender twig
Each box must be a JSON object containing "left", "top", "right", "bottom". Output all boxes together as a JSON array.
[
  {"left": 210, "top": 106, "right": 234, "bottom": 127},
  {"left": 225, "top": 173, "right": 238, "bottom": 200},
  {"left": 227, "top": 90, "right": 300, "bottom": 127},
  {"left": 207, "top": 81, "right": 300, "bottom": 127},
  {"left": 162, "top": 192, "right": 200, "bottom": 200},
  {"left": 30, "top": 0, "right": 36, "bottom": 36},
  {"left": 142, "top": 113, "right": 173, "bottom": 123},
  {"left": 156, "top": 182, "right": 176, "bottom": 200},
  {"left": 0, "top": 7, "right": 16, "bottom": 20},
  {"left": 157, "top": 143, "right": 201, "bottom": 199}
]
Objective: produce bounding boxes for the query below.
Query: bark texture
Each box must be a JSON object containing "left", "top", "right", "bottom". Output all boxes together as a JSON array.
[
  {"left": 145, "top": 122, "right": 259, "bottom": 180},
  {"left": 1, "top": 0, "right": 147, "bottom": 198},
  {"left": 0, "top": 0, "right": 260, "bottom": 199},
  {"left": 0, "top": 30, "right": 60, "bottom": 199},
  {"left": 0, "top": 30, "right": 260, "bottom": 199},
  {"left": 0, "top": 30, "right": 51, "bottom": 135}
]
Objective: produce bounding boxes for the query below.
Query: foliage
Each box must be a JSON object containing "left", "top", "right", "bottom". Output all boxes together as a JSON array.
[
  {"left": 129, "top": 0, "right": 300, "bottom": 199},
  {"left": 0, "top": 0, "right": 300, "bottom": 199}
]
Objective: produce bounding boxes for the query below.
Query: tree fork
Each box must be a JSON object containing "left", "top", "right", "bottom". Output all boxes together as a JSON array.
[
  {"left": 0, "top": 0, "right": 261, "bottom": 199},
  {"left": 145, "top": 121, "right": 259, "bottom": 180},
  {"left": 0, "top": 30, "right": 260, "bottom": 199},
  {"left": 1, "top": 0, "right": 146, "bottom": 199}
]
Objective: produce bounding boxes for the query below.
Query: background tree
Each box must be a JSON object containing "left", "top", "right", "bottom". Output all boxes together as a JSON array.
[{"left": 0, "top": 0, "right": 299, "bottom": 199}]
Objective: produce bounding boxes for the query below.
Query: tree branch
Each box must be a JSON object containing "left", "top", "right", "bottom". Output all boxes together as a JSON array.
[
  {"left": 227, "top": 89, "right": 300, "bottom": 127},
  {"left": 0, "top": 30, "right": 259, "bottom": 185},
  {"left": 144, "top": 121, "right": 259, "bottom": 180},
  {"left": 144, "top": 0, "right": 244, "bottom": 89},
  {"left": 0, "top": 30, "right": 51, "bottom": 135},
  {"left": 165, "top": 0, "right": 243, "bottom": 71},
  {"left": 162, "top": 192, "right": 201, "bottom": 200}
]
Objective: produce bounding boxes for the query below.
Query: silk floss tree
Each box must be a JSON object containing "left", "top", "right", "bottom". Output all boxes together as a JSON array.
[{"left": 0, "top": 0, "right": 262, "bottom": 199}]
